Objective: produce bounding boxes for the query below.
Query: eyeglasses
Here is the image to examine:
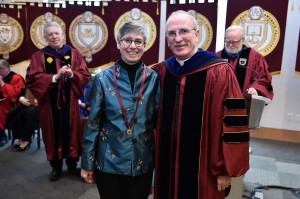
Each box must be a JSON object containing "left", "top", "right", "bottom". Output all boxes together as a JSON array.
[
  {"left": 166, "top": 28, "right": 195, "bottom": 38},
  {"left": 224, "top": 39, "right": 243, "bottom": 45},
  {"left": 119, "top": 38, "right": 144, "bottom": 47}
]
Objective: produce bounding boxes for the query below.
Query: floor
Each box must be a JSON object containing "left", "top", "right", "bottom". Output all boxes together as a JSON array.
[{"left": 1, "top": 135, "right": 300, "bottom": 199}]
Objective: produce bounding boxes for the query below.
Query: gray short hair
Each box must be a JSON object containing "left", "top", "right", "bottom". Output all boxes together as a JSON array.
[
  {"left": 117, "top": 22, "right": 146, "bottom": 44},
  {"left": 43, "top": 21, "right": 63, "bottom": 36}
]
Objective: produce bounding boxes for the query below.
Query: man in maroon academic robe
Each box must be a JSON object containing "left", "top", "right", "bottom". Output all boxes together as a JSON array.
[
  {"left": 216, "top": 25, "right": 274, "bottom": 153},
  {"left": 27, "top": 21, "right": 91, "bottom": 181},
  {"left": 216, "top": 25, "right": 274, "bottom": 106},
  {"left": 152, "top": 11, "right": 249, "bottom": 199},
  {"left": 0, "top": 59, "right": 26, "bottom": 147}
]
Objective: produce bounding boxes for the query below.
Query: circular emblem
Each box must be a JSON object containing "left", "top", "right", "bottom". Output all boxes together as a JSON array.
[
  {"left": 188, "top": 10, "right": 213, "bottom": 50},
  {"left": 69, "top": 11, "right": 108, "bottom": 63},
  {"left": 30, "top": 12, "right": 66, "bottom": 49},
  {"left": 231, "top": 6, "right": 280, "bottom": 56},
  {"left": 114, "top": 8, "right": 157, "bottom": 52},
  {"left": 0, "top": 13, "right": 24, "bottom": 59},
  {"left": 126, "top": 129, "right": 133, "bottom": 135}
]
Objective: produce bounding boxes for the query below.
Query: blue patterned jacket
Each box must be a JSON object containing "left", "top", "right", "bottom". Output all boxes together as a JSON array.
[{"left": 81, "top": 61, "right": 160, "bottom": 176}]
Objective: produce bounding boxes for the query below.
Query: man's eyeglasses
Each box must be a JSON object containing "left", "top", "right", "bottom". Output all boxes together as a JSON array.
[
  {"left": 119, "top": 38, "right": 144, "bottom": 47},
  {"left": 166, "top": 28, "right": 195, "bottom": 38},
  {"left": 224, "top": 38, "right": 243, "bottom": 45}
]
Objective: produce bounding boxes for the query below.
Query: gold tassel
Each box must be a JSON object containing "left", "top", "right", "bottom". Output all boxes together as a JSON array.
[
  {"left": 18, "top": 8, "right": 20, "bottom": 18},
  {"left": 156, "top": 0, "right": 160, "bottom": 15},
  {"left": 55, "top": 8, "right": 58, "bottom": 15},
  {"left": 102, "top": 5, "right": 105, "bottom": 15}
]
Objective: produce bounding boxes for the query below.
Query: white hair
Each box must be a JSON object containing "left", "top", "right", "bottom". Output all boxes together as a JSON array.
[{"left": 225, "top": 25, "right": 245, "bottom": 39}]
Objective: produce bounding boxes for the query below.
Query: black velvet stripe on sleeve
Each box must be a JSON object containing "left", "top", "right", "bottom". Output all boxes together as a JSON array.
[
  {"left": 222, "top": 131, "right": 250, "bottom": 143},
  {"left": 223, "top": 98, "right": 246, "bottom": 110},
  {"left": 223, "top": 115, "right": 248, "bottom": 126}
]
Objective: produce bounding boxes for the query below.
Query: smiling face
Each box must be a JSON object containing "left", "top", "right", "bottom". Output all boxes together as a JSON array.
[
  {"left": 166, "top": 12, "right": 199, "bottom": 60},
  {"left": 117, "top": 32, "right": 145, "bottom": 65},
  {"left": 44, "top": 25, "right": 64, "bottom": 50}
]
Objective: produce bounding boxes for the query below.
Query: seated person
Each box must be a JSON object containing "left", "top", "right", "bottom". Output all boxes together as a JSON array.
[
  {"left": 79, "top": 83, "right": 92, "bottom": 149},
  {"left": 0, "top": 59, "right": 26, "bottom": 147},
  {"left": 79, "top": 83, "right": 92, "bottom": 119},
  {"left": 6, "top": 87, "right": 39, "bottom": 151}
]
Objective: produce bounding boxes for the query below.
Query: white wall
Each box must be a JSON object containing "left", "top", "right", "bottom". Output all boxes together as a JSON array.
[{"left": 260, "top": 0, "right": 300, "bottom": 131}]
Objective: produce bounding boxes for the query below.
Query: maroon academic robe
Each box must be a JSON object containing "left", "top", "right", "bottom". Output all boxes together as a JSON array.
[
  {"left": 27, "top": 45, "right": 91, "bottom": 160},
  {"left": 216, "top": 47, "right": 274, "bottom": 100},
  {"left": 0, "top": 72, "right": 25, "bottom": 130},
  {"left": 152, "top": 59, "right": 249, "bottom": 199}
]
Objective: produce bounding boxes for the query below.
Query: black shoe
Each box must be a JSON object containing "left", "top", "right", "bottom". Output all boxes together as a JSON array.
[
  {"left": 0, "top": 136, "right": 8, "bottom": 148},
  {"left": 49, "top": 169, "right": 62, "bottom": 182},
  {"left": 68, "top": 167, "right": 81, "bottom": 177},
  {"left": 13, "top": 144, "right": 20, "bottom": 149}
]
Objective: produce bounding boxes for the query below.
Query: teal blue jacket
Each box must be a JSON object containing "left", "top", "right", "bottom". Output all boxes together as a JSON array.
[{"left": 81, "top": 62, "right": 160, "bottom": 176}]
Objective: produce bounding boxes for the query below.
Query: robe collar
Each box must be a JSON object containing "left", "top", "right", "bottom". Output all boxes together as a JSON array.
[
  {"left": 166, "top": 49, "right": 219, "bottom": 76},
  {"left": 42, "top": 44, "right": 72, "bottom": 58}
]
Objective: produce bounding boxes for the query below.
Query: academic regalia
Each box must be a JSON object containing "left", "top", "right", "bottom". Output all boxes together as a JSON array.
[
  {"left": 216, "top": 46, "right": 273, "bottom": 100},
  {"left": 152, "top": 50, "right": 249, "bottom": 199},
  {"left": 27, "top": 45, "right": 91, "bottom": 160},
  {"left": 0, "top": 71, "right": 26, "bottom": 130}
]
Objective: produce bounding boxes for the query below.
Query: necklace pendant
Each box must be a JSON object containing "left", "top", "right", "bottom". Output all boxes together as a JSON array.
[{"left": 127, "top": 129, "right": 133, "bottom": 135}]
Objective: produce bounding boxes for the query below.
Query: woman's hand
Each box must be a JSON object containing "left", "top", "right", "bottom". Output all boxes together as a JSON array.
[{"left": 81, "top": 169, "right": 95, "bottom": 184}]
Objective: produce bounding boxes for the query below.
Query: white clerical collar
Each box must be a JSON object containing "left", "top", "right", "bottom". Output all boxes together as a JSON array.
[
  {"left": 176, "top": 48, "right": 198, "bottom": 66},
  {"left": 55, "top": 45, "right": 63, "bottom": 51}
]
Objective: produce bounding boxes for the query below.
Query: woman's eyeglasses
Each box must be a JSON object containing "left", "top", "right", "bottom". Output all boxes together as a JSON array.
[{"left": 119, "top": 38, "right": 144, "bottom": 47}]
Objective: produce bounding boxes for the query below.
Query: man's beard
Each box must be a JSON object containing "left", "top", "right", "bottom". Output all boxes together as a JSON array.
[{"left": 225, "top": 45, "right": 242, "bottom": 55}]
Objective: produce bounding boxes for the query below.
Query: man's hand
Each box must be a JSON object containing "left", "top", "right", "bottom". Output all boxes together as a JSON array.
[
  {"left": 247, "top": 87, "right": 258, "bottom": 95},
  {"left": 64, "top": 64, "right": 73, "bottom": 78},
  {"left": 56, "top": 64, "right": 73, "bottom": 80},
  {"left": 217, "top": 175, "right": 232, "bottom": 191}
]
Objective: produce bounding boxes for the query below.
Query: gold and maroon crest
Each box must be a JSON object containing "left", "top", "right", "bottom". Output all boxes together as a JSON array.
[
  {"left": 232, "top": 6, "right": 280, "bottom": 56},
  {"left": 69, "top": 11, "right": 108, "bottom": 63},
  {"left": 0, "top": 13, "right": 24, "bottom": 60}
]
